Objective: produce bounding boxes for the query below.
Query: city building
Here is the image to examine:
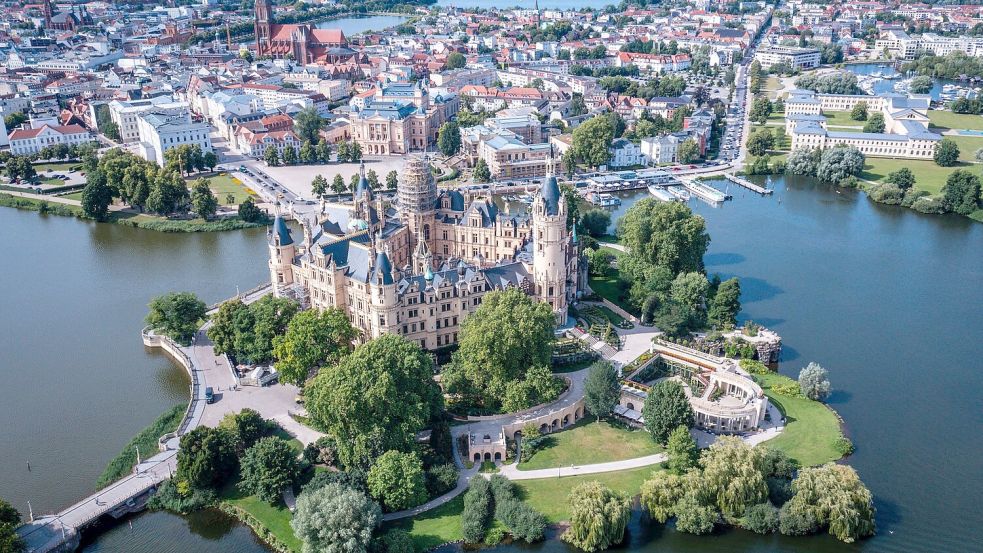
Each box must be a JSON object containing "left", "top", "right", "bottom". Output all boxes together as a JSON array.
[
  {"left": 8, "top": 124, "right": 89, "bottom": 156},
  {"left": 135, "top": 110, "right": 214, "bottom": 166},
  {"left": 348, "top": 82, "right": 458, "bottom": 155},
  {"left": 753, "top": 45, "right": 821, "bottom": 70},
  {"left": 254, "top": 0, "right": 355, "bottom": 63},
  {"left": 268, "top": 157, "right": 581, "bottom": 348}
]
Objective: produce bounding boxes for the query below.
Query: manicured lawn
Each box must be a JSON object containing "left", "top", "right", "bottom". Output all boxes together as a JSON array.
[
  {"left": 860, "top": 158, "right": 976, "bottom": 195},
  {"left": 221, "top": 485, "right": 301, "bottom": 552},
  {"left": 34, "top": 162, "right": 81, "bottom": 172},
  {"left": 597, "top": 245, "right": 623, "bottom": 258},
  {"left": 942, "top": 134, "right": 983, "bottom": 162},
  {"left": 927, "top": 110, "right": 983, "bottom": 131},
  {"left": 763, "top": 76, "right": 782, "bottom": 99},
  {"left": 755, "top": 372, "right": 844, "bottom": 467},
  {"left": 271, "top": 427, "right": 305, "bottom": 456},
  {"left": 187, "top": 173, "right": 256, "bottom": 205},
  {"left": 819, "top": 110, "right": 864, "bottom": 129},
  {"left": 588, "top": 266, "right": 635, "bottom": 315},
  {"left": 386, "top": 494, "right": 464, "bottom": 551},
  {"left": 61, "top": 191, "right": 84, "bottom": 201},
  {"left": 519, "top": 419, "right": 662, "bottom": 470},
  {"left": 514, "top": 466, "right": 658, "bottom": 522}
]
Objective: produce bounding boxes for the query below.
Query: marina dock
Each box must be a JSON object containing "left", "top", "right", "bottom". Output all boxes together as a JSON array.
[{"left": 723, "top": 173, "right": 773, "bottom": 195}]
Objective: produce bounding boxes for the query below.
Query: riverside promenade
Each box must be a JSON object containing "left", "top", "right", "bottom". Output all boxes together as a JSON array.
[{"left": 16, "top": 284, "right": 312, "bottom": 553}]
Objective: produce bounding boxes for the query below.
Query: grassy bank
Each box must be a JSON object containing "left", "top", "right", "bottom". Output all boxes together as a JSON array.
[
  {"left": 0, "top": 192, "right": 267, "bottom": 232},
  {"left": 519, "top": 419, "right": 662, "bottom": 470},
  {"left": 96, "top": 404, "right": 184, "bottom": 489},
  {"left": 755, "top": 372, "right": 845, "bottom": 467}
]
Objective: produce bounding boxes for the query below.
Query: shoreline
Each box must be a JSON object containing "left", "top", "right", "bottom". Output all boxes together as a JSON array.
[{"left": 0, "top": 192, "right": 268, "bottom": 233}]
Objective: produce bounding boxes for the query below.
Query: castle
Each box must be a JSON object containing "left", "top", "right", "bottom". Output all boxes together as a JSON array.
[
  {"left": 268, "top": 157, "right": 583, "bottom": 350},
  {"left": 254, "top": 0, "right": 355, "bottom": 64}
]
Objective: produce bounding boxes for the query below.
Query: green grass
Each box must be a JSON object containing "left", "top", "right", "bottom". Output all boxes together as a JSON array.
[
  {"left": 519, "top": 419, "right": 663, "bottom": 470},
  {"left": 588, "top": 266, "right": 636, "bottom": 315},
  {"left": 859, "top": 158, "right": 976, "bottom": 195},
  {"left": 941, "top": 134, "right": 983, "bottom": 162},
  {"left": 386, "top": 494, "right": 465, "bottom": 551},
  {"left": 597, "top": 245, "right": 623, "bottom": 258},
  {"left": 596, "top": 234, "right": 621, "bottom": 245},
  {"left": 221, "top": 484, "right": 301, "bottom": 552},
  {"left": 33, "top": 162, "right": 80, "bottom": 172},
  {"left": 755, "top": 372, "right": 844, "bottom": 467},
  {"left": 763, "top": 76, "right": 783, "bottom": 100},
  {"left": 61, "top": 191, "right": 84, "bottom": 201},
  {"left": 96, "top": 404, "right": 184, "bottom": 489},
  {"left": 271, "top": 427, "right": 305, "bottom": 456},
  {"left": 819, "top": 110, "right": 864, "bottom": 129},
  {"left": 927, "top": 110, "right": 983, "bottom": 131},
  {"left": 187, "top": 173, "right": 256, "bottom": 205},
  {"left": 514, "top": 466, "right": 658, "bottom": 522}
]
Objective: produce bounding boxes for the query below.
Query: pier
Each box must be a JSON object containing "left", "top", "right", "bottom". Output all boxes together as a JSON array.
[{"left": 723, "top": 173, "right": 773, "bottom": 195}]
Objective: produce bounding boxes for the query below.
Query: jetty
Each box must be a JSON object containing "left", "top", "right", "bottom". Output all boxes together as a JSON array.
[{"left": 723, "top": 173, "right": 773, "bottom": 195}]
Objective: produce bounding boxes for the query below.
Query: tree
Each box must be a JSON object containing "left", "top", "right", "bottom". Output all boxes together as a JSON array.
[
  {"left": 742, "top": 502, "right": 780, "bottom": 534},
  {"left": 572, "top": 115, "right": 615, "bottom": 168},
  {"left": 909, "top": 75, "right": 933, "bottom": 94},
  {"left": 976, "top": 147, "right": 983, "bottom": 163},
  {"left": 264, "top": 146, "right": 280, "bottom": 167},
  {"left": 239, "top": 436, "right": 301, "bottom": 503},
  {"left": 749, "top": 96, "right": 772, "bottom": 124},
  {"left": 366, "top": 451, "right": 428, "bottom": 512},
  {"left": 273, "top": 308, "right": 357, "bottom": 386},
  {"left": 386, "top": 170, "right": 398, "bottom": 190},
  {"left": 677, "top": 138, "right": 701, "bottom": 163},
  {"left": 885, "top": 167, "right": 915, "bottom": 191},
  {"left": 311, "top": 174, "right": 328, "bottom": 197},
  {"left": 0, "top": 498, "right": 23, "bottom": 553},
  {"left": 306, "top": 334, "right": 443, "bottom": 469},
  {"left": 473, "top": 158, "right": 491, "bottom": 182},
  {"left": 934, "top": 137, "right": 960, "bottom": 167},
  {"left": 816, "top": 146, "right": 865, "bottom": 184},
  {"left": 366, "top": 169, "right": 379, "bottom": 189},
  {"left": 202, "top": 150, "right": 218, "bottom": 171},
  {"left": 583, "top": 361, "right": 620, "bottom": 420},
  {"left": 348, "top": 142, "right": 362, "bottom": 163},
  {"left": 145, "top": 292, "right": 207, "bottom": 345},
  {"left": 238, "top": 197, "right": 265, "bottom": 223},
  {"left": 940, "top": 169, "right": 981, "bottom": 215},
  {"left": 640, "top": 471, "right": 685, "bottom": 523},
  {"left": 578, "top": 208, "right": 611, "bottom": 237},
  {"left": 294, "top": 107, "right": 324, "bottom": 144},
  {"left": 562, "top": 481, "right": 631, "bottom": 552},
  {"left": 618, "top": 199, "right": 710, "bottom": 277},
  {"left": 674, "top": 493, "right": 717, "bottom": 534},
  {"left": 4, "top": 111, "right": 26, "bottom": 130},
  {"left": 707, "top": 277, "right": 741, "bottom": 329},
  {"left": 670, "top": 272, "right": 709, "bottom": 323},
  {"left": 586, "top": 248, "right": 611, "bottom": 276},
  {"left": 282, "top": 145, "right": 298, "bottom": 165},
  {"left": 462, "top": 477, "right": 493, "bottom": 544},
  {"left": 316, "top": 139, "right": 332, "bottom": 162},
  {"left": 746, "top": 130, "right": 774, "bottom": 157},
  {"left": 381, "top": 529, "right": 414, "bottom": 553},
  {"left": 784, "top": 464, "right": 875, "bottom": 542},
  {"left": 446, "top": 51, "right": 466, "bottom": 69},
  {"left": 331, "top": 174, "right": 346, "bottom": 194},
  {"left": 190, "top": 178, "right": 218, "bottom": 219},
  {"left": 443, "top": 288, "right": 555, "bottom": 409},
  {"left": 350, "top": 173, "right": 360, "bottom": 192},
  {"left": 219, "top": 408, "right": 270, "bottom": 454},
  {"left": 437, "top": 121, "right": 462, "bottom": 157},
  {"left": 666, "top": 425, "right": 698, "bottom": 474},
  {"left": 700, "top": 436, "right": 768, "bottom": 517},
  {"left": 176, "top": 426, "right": 238, "bottom": 490},
  {"left": 642, "top": 380, "right": 694, "bottom": 444},
  {"left": 102, "top": 121, "right": 121, "bottom": 142},
  {"left": 291, "top": 483, "right": 381, "bottom": 553},
  {"left": 569, "top": 93, "right": 586, "bottom": 116},
  {"left": 337, "top": 141, "right": 350, "bottom": 163},
  {"left": 81, "top": 174, "right": 114, "bottom": 221},
  {"left": 850, "top": 102, "right": 868, "bottom": 121},
  {"left": 299, "top": 141, "right": 316, "bottom": 164},
  {"left": 862, "top": 112, "right": 885, "bottom": 133},
  {"left": 799, "top": 362, "right": 831, "bottom": 401}
]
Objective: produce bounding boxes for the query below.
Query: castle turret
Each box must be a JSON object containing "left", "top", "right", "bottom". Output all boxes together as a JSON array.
[
  {"left": 269, "top": 214, "right": 296, "bottom": 296},
  {"left": 369, "top": 249, "right": 399, "bottom": 337},
  {"left": 398, "top": 155, "right": 437, "bottom": 259},
  {"left": 531, "top": 168, "right": 568, "bottom": 324}
]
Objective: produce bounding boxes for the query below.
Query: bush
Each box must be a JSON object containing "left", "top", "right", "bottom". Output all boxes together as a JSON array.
[
  {"left": 834, "top": 436, "right": 855, "bottom": 456},
  {"left": 910, "top": 195, "right": 947, "bottom": 214},
  {"left": 302, "top": 436, "right": 338, "bottom": 466},
  {"left": 489, "top": 475, "right": 547, "bottom": 543},
  {"left": 900, "top": 189, "right": 929, "bottom": 208},
  {"left": 742, "top": 502, "right": 780, "bottom": 534},
  {"left": 148, "top": 479, "right": 216, "bottom": 514},
  {"left": 462, "top": 477, "right": 493, "bottom": 544},
  {"left": 866, "top": 182, "right": 904, "bottom": 205},
  {"left": 381, "top": 529, "right": 414, "bottom": 553},
  {"left": 778, "top": 502, "right": 819, "bottom": 536},
  {"left": 425, "top": 463, "right": 459, "bottom": 498},
  {"left": 302, "top": 469, "right": 366, "bottom": 494},
  {"left": 767, "top": 477, "right": 794, "bottom": 506},
  {"left": 484, "top": 526, "right": 507, "bottom": 545}
]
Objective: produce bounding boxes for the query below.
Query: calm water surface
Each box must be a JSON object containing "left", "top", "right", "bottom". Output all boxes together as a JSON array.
[
  {"left": 316, "top": 15, "right": 409, "bottom": 35},
  {"left": 2, "top": 172, "right": 982, "bottom": 551}
]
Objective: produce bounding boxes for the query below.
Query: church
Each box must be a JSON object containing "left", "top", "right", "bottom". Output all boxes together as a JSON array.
[
  {"left": 254, "top": 0, "right": 357, "bottom": 64},
  {"left": 268, "top": 157, "right": 584, "bottom": 350}
]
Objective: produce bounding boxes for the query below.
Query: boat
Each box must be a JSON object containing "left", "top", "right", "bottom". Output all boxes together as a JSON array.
[
  {"left": 588, "top": 192, "right": 621, "bottom": 207},
  {"left": 647, "top": 185, "right": 677, "bottom": 202},
  {"left": 666, "top": 186, "right": 691, "bottom": 201},
  {"left": 517, "top": 194, "right": 535, "bottom": 205}
]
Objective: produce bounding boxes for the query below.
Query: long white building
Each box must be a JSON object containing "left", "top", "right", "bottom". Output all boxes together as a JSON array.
[{"left": 135, "top": 109, "right": 213, "bottom": 166}]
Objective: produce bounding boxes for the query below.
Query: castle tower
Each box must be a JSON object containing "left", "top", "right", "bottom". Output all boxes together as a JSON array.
[
  {"left": 412, "top": 229, "right": 433, "bottom": 276},
  {"left": 398, "top": 155, "right": 437, "bottom": 259},
  {"left": 369, "top": 249, "right": 400, "bottom": 338},
  {"left": 531, "top": 167, "right": 568, "bottom": 324},
  {"left": 254, "top": 0, "right": 273, "bottom": 58},
  {"left": 268, "top": 214, "right": 296, "bottom": 296}
]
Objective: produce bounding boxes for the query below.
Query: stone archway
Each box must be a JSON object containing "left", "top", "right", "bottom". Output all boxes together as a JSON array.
[
  {"left": 627, "top": 402, "right": 635, "bottom": 411},
  {"left": 562, "top": 414, "right": 570, "bottom": 427},
  {"left": 494, "top": 452, "right": 502, "bottom": 461},
  {"left": 484, "top": 452, "right": 491, "bottom": 461},
  {"left": 539, "top": 423, "right": 548, "bottom": 433},
  {"left": 473, "top": 453, "right": 480, "bottom": 462},
  {"left": 551, "top": 419, "right": 559, "bottom": 430}
]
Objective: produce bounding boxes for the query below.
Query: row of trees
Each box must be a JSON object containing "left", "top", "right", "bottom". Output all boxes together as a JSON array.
[
  {"left": 868, "top": 167, "right": 981, "bottom": 216},
  {"left": 794, "top": 72, "right": 862, "bottom": 95},
  {"left": 310, "top": 168, "right": 399, "bottom": 197},
  {"left": 263, "top": 138, "right": 335, "bottom": 167},
  {"left": 640, "top": 437, "right": 875, "bottom": 542},
  {"left": 462, "top": 475, "right": 548, "bottom": 545},
  {"left": 785, "top": 145, "right": 866, "bottom": 186}
]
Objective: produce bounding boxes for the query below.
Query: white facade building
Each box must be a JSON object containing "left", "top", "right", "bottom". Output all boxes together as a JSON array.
[
  {"left": 8, "top": 124, "right": 90, "bottom": 156},
  {"left": 641, "top": 134, "right": 681, "bottom": 165},
  {"left": 753, "top": 45, "right": 821, "bottom": 70},
  {"left": 108, "top": 98, "right": 188, "bottom": 143},
  {"left": 136, "top": 110, "right": 213, "bottom": 166}
]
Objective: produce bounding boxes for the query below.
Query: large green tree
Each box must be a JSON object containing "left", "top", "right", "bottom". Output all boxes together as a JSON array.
[
  {"left": 618, "top": 199, "right": 710, "bottom": 277},
  {"left": 306, "top": 334, "right": 443, "bottom": 469},
  {"left": 707, "top": 277, "right": 741, "bottom": 329},
  {"left": 862, "top": 112, "right": 885, "bottom": 133},
  {"left": 291, "top": 483, "right": 380, "bottom": 553},
  {"left": 443, "top": 288, "right": 555, "bottom": 409},
  {"left": 190, "top": 178, "right": 218, "bottom": 219},
  {"left": 816, "top": 146, "right": 865, "bottom": 184},
  {"left": 784, "top": 463, "right": 875, "bottom": 542},
  {"left": 473, "top": 158, "right": 491, "bottom": 182},
  {"left": 366, "top": 451, "right": 428, "bottom": 512},
  {"left": 294, "top": 107, "right": 324, "bottom": 144},
  {"left": 209, "top": 295, "right": 297, "bottom": 364},
  {"left": 81, "top": 172, "right": 114, "bottom": 221},
  {"left": 940, "top": 169, "right": 981, "bottom": 215},
  {"left": 934, "top": 137, "right": 960, "bottom": 167},
  {"left": 562, "top": 481, "right": 631, "bottom": 552},
  {"left": 0, "top": 498, "right": 23, "bottom": 553},
  {"left": 437, "top": 121, "right": 462, "bottom": 156},
  {"left": 176, "top": 426, "right": 238, "bottom": 490},
  {"left": 272, "top": 308, "right": 358, "bottom": 385},
  {"left": 642, "top": 380, "right": 694, "bottom": 444},
  {"left": 666, "top": 425, "right": 699, "bottom": 474},
  {"left": 640, "top": 471, "right": 685, "bottom": 523},
  {"left": 798, "top": 362, "right": 831, "bottom": 401},
  {"left": 145, "top": 292, "right": 207, "bottom": 345},
  {"left": 700, "top": 436, "right": 768, "bottom": 517},
  {"left": 583, "top": 360, "right": 620, "bottom": 420},
  {"left": 572, "top": 115, "right": 615, "bottom": 168},
  {"left": 219, "top": 408, "right": 270, "bottom": 454},
  {"left": 239, "top": 436, "right": 301, "bottom": 504}
]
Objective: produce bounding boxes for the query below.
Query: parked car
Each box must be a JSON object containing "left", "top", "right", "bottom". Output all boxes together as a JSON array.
[{"left": 205, "top": 387, "right": 214, "bottom": 404}]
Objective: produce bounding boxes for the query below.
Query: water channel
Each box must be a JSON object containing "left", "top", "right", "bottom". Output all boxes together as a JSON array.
[{"left": 1, "top": 176, "right": 981, "bottom": 551}]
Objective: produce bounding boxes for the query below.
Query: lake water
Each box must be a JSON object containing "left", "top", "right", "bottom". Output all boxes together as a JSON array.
[
  {"left": 316, "top": 15, "right": 410, "bottom": 35},
  {"left": 437, "top": 0, "right": 605, "bottom": 9},
  {"left": 2, "top": 172, "right": 982, "bottom": 551}
]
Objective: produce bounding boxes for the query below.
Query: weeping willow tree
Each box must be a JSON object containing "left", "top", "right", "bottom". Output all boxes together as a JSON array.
[
  {"left": 562, "top": 481, "right": 631, "bottom": 552},
  {"left": 785, "top": 464, "right": 876, "bottom": 543}
]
